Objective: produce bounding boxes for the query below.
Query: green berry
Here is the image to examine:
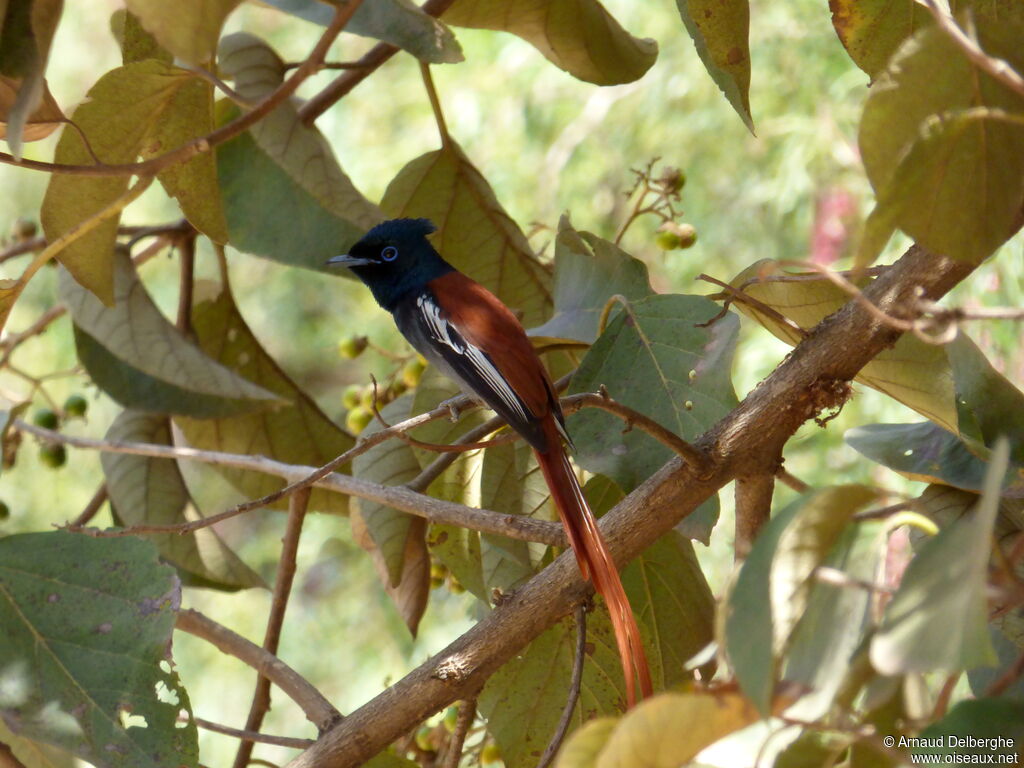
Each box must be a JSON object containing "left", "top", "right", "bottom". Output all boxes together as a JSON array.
[
  {"left": 338, "top": 336, "right": 368, "bottom": 359},
  {"left": 430, "top": 563, "right": 448, "bottom": 580},
  {"left": 63, "top": 394, "right": 88, "bottom": 418},
  {"left": 401, "top": 357, "right": 426, "bottom": 389},
  {"left": 448, "top": 576, "right": 465, "bottom": 595},
  {"left": 443, "top": 706, "right": 459, "bottom": 733},
  {"left": 39, "top": 443, "right": 66, "bottom": 469},
  {"left": 655, "top": 231, "right": 681, "bottom": 251},
  {"left": 414, "top": 726, "right": 435, "bottom": 752},
  {"left": 0, "top": 500, "right": 9, "bottom": 520},
  {"left": 676, "top": 223, "right": 698, "bottom": 248},
  {"left": 341, "top": 384, "right": 362, "bottom": 410},
  {"left": 481, "top": 743, "right": 501, "bottom": 765},
  {"left": 430, "top": 576, "right": 444, "bottom": 590},
  {"left": 10, "top": 218, "right": 37, "bottom": 242},
  {"left": 345, "top": 407, "right": 373, "bottom": 434},
  {"left": 32, "top": 408, "right": 59, "bottom": 430}
]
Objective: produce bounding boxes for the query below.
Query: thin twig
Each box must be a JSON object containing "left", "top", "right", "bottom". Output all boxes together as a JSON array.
[
  {"left": 0, "top": 1, "right": 365, "bottom": 177},
  {"left": 69, "top": 484, "right": 108, "bottom": 527},
  {"left": 234, "top": 488, "right": 311, "bottom": 768},
  {"left": 192, "top": 718, "right": 315, "bottom": 750},
  {"left": 697, "top": 273, "right": 807, "bottom": 340},
  {"left": 420, "top": 62, "right": 451, "bottom": 148},
  {"left": 440, "top": 699, "right": 476, "bottom": 768},
  {"left": 917, "top": 0, "right": 1024, "bottom": 98},
  {"left": 176, "top": 233, "right": 196, "bottom": 336},
  {"left": 175, "top": 609, "right": 342, "bottom": 732},
  {"left": 537, "top": 606, "right": 587, "bottom": 768},
  {"left": 776, "top": 468, "right": 809, "bottom": 493},
  {"left": 16, "top": 419, "right": 565, "bottom": 546},
  {"left": 298, "top": 0, "right": 459, "bottom": 125}
]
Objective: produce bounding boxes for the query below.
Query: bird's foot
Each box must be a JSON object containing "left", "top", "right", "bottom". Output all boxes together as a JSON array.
[{"left": 439, "top": 394, "right": 482, "bottom": 422}]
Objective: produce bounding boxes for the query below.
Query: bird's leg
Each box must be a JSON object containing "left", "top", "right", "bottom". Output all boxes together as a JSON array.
[{"left": 439, "top": 394, "right": 483, "bottom": 422}]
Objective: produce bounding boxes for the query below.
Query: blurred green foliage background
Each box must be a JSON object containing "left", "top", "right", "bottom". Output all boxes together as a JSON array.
[{"left": 2, "top": 0, "right": 1022, "bottom": 764}]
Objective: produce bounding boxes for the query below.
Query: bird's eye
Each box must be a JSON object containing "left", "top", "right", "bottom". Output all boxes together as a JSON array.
[{"left": 381, "top": 245, "right": 398, "bottom": 262}]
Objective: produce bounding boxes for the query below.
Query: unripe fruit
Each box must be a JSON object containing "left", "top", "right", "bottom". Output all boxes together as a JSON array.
[
  {"left": 658, "top": 166, "right": 686, "bottom": 193},
  {"left": 0, "top": 500, "right": 9, "bottom": 520},
  {"left": 341, "top": 384, "right": 362, "bottom": 410},
  {"left": 447, "top": 576, "right": 465, "bottom": 595},
  {"left": 10, "top": 218, "right": 37, "bottom": 242},
  {"left": 655, "top": 231, "right": 681, "bottom": 251},
  {"left": 443, "top": 706, "right": 459, "bottom": 733},
  {"left": 402, "top": 357, "right": 426, "bottom": 388},
  {"left": 32, "top": 408, "right": 59, "bottom": 430},
  {"left": 414, "top": 726, "right": 435, "bottom": 752},
  {"left": 337, "top": 335, "right": 368, "bottom": 359},
  {"left": 481, "top": 743, "right": 501, "bottom": 765},
  {"left": 345, "top": 407, "right": 372, "bottom": 434},
  {"left": 39, "top": 443, "right": 66, "bottom": 469},
  {"left": 676, "top": 223, "right": 698, "bottom": 248},
  {"left": 430, "top": 563, "right": 448, "bottom": 580},
  {"left": 63, "top": 394, "right": 88, "bottom": 418}
]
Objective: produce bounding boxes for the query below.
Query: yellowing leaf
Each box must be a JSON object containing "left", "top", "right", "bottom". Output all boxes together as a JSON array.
[
  {"left": 675, "top": 0, "right": 753, "bottom": 132},
  {"left": 382, "top": 141, "right": 553, "bottom": 327},
  {"left": 125, "top": 0, "right": 241, "bottom": 63},
  {"left": 728, "top": 261, "right": 958, "bottom": 431},
  {"left": 593, "top": 691, "right": 759, "bottom": 768},
  {"left": 444, "top": 0, "right": 657, "bottom": 85},
  {"left": 556, "top": 718, "right": 618, "bottom": 768},
  {"left": 829, "top": 0, "right": 931, "bottom": 80},
  {"left": 41, "top": 60, "right": 214, "bottom": 303}
]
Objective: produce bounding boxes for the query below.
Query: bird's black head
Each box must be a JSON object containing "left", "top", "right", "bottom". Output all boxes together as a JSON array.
[{"left": 328, "top": 218, "right": 453, "bottom": 311}]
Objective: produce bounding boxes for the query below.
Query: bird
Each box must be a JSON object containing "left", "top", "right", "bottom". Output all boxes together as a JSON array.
[{"left": 328, "top": 217, "right": 653, "bottom": 707}]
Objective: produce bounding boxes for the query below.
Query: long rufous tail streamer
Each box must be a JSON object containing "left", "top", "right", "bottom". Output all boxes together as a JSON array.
[{"left": 535, "top": 420, "right": 653, "bottom": 707}]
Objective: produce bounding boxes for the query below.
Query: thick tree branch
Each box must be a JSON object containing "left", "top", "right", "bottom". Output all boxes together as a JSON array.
[{"left": 286, "top": 243, "right": 976, "bottom": 768}]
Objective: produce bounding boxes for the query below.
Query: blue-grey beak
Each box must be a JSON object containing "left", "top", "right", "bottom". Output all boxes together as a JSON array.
[{"left": 326, "top": 253, "right": 374, "bottom": 267}]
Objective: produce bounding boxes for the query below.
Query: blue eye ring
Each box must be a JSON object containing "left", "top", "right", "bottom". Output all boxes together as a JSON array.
[{"left": 381, "top": 245, "right": 399, "bottom": 262}]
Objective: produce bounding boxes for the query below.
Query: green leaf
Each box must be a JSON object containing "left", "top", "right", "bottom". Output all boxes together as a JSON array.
[
  {"left": 770, "top": 486, "right": 877, "bottom": 655},
  {"left": 725, "top": 500, "right": 799, "bottom": 715},
  {"left": 261, "top": 0, "right": 464, "bottom": 64},
  {"left": 124, "top": 0, "right": 241, "bottom": 63},
  {"left": 60, "top": 253, "right": 280, "bottom": 417},
  {"left": 40, "top": 60, "right": 213, "bottom": 302},
  {"left": 674, "top": 0, "right": 753, "bottom": 132},
  {"left": 829, "top": 0, "right": 931, "bottom": 80},
  {"left": 0, "top": 532, "right": 198, "bottom": 768},
  {"left": 783, "top": 519, "right": 887, "bottom": 720},
  {"left": 444, "top": 0, "right": 657, "bottom": 85},
  {"left": 479, "top": 440, "right": 554, "bottom": 593},
  {"left": 0, "top": 0, "right": 61, "bottom": 159},
  {"left": 101, "top": 409, "right": 264, "bottom": 590},
  {"left": 584, "top": 691, "right": 758, "bottom": 768},
  {"left": 846, "top": 422, "right": 1024, "bottom": 497},
  {"left": 914, "top": 699, "right": 1024, "bottom": 761},
  {"left": 174, "top": 284, "right": 355, "bottom": 515},
  {"left": 727, "top": 262, "right": 958, "bottom": 431},
  {"left": 427, "top": 521, "right": 486, "bottom": 602},
  {"left": 479, "top": 609, "right": 630, "bottom": 768},
  {"left": 870, "top": 440, "right": 1008, "bottom": 675},
  {"left": 529, "top": 217, "right": 653, "bottom": 345},
  {"left": 567, "top": 295, "right": 738, "bottom": 491},
  {"left": 351, "top": 396, "right": 423, "bottom": 586},
  {"left": 858, "top": 20, "right": 1024, "bottom": 265},
  {"left": 109, "top": 9, "right": 172, "bottom": 65},
  {"left": 381, "top": 141, "right": 553, "bottom": 328},
  {"left": 216, "top": 34, "right": 383, "bottom": 269},
  {"left": 555, "top": 717, "right": 617, "bottom": 768}
]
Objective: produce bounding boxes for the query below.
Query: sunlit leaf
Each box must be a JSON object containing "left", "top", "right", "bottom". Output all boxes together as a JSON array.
[
  {"left": 530, "top": 217, "right": 653, "bottom": 345},
  {"left": 174, "top": 284, "right": 355, "bottom": 514},
  {"left": 555, "top": 717, "right": 617, "bottom": 768},
  {"left": 592, "top": 691, "right": 759, "bottom": 768},
  {"left": 41, "top": 60, "right": 214, "bottom": 302},
  {"left": 216, "top": 34, "right": 383, "bottom": 269},
  {"left": 444, "top": 0, "right": 657, "bottom": 85},
  {"left": 382, "top": 141, "right": 552, "bottom": 327},
  {"left": 60, "top": 254, "right": 280, "bottom": 417},
  {"left": 727, "top": 261, "right": 958, "bottom": 431},
  {"left": 427, "top": 521, "right": 486, "bottom": 602},
  {"left": 124, "top": 0, "right": 241, "bottom": 63},
  {"left": 351, "top": 396, "right": 423, "bottom": 586},
  {"left": 101, "top": 409, "right": 263, "bottom": 590},
  {"left": 262, "top": 0, "right": 464, "bottom": 63},
  {"left": 675, "top": 0, "right": 753, "bottom": 132},
  {"left": 0, "top": 532, "right": 198, "bottom": 768},
  {"left": 829, "top": 0, "right": 930, "bottom": 79},
  {"left": 858, "top": 20, "right": 1024, "bottom": 265},
  {"left": 567, "top": 295, "right": 738, "bottom": 491},
  {"left": 771, "top": 486, "right": 877, "bottom": 655},
  {"left": 870, "top": 441, "right": 1008, "bottom": 675}
]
